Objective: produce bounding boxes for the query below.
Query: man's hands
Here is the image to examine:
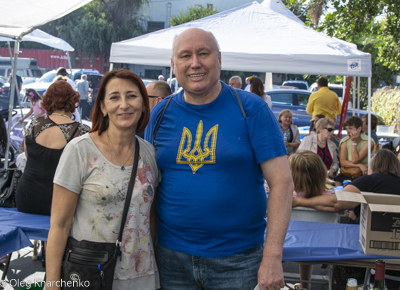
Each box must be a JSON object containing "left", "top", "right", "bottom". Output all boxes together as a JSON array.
[{"left": 258, "top": 257, "right": 285, "bottom": 290}]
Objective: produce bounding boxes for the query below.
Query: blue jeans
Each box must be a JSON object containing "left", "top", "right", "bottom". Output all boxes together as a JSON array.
[{"left": 155, "top": 243, "right": 263, "bottom": 290}]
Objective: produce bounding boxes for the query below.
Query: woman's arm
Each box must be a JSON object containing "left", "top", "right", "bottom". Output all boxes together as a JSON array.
[
  {"left": 46, "top": 184, "right": 79, "bottom": 290},
  {"left": 292, "top": 185, "right": 361, "bottom": 212},
  {"left": 339, "top": 141, "right": 360, "bottom": 168}
]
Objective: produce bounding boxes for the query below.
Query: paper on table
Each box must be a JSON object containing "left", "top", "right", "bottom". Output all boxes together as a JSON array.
[{"left": 253, "top": 284, "right": 260, "bottom": 290}]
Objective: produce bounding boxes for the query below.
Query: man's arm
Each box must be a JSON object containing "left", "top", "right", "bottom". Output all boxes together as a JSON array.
[
  {"left": 258, "top": 155, "right": 293, "bottom": 289},
  {"left": 306, "top": 95, "right": 315, "bottom": 115}
]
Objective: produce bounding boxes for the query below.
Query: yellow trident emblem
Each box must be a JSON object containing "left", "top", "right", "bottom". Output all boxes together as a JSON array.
[{"left": 177, "top": 120, "right": 218, "bottom": 174}]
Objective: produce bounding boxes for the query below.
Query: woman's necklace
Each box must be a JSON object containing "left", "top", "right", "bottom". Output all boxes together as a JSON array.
[
  {"left": 106, "top": 132, "right": 135, "bottom": 170},
  {"left": 52, "top": 112, "right": 71, "bottom": 119}
]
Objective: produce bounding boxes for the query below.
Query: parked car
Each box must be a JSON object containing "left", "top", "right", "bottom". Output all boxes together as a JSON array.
[
  {"left": 265, "top": 89, "right": 382, "bottom": 129},
  {"left": 20, "top": 69, "right": 103, "bottom": 108},
  {"left": 282, "top": 80, "right": 309, "bottom": 90}
]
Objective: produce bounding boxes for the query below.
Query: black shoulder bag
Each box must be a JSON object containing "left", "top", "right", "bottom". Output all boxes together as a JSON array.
[
  {"left": 0, "top": 168, "right": 22, "bottom": 208},
  {"left": 61, "top": 138, "right": 140, "bottom": 290}
]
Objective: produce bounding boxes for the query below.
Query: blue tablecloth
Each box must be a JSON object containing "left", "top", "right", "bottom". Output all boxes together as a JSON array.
[
  {"left": 283, "top": 220, "right": 397, "bottom": 262},
  {"left": 0, "top": 207, "right": 50, "bottom": 257}
]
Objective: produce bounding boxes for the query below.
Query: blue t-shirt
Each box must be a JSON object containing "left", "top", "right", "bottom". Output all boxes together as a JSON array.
[{"left": 145, "top": 82, "right": 287, "bottom": 257}]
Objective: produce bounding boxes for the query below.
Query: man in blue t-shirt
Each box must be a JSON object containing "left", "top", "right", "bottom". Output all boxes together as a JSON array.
[{"left": 145, "top": 28, "right": 293, "bottom": 290}]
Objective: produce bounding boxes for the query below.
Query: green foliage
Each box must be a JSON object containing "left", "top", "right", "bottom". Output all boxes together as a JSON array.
[
  {"left": 38, "top": 0, "right": 147, "bottom": 60},
  {"left": 371, "top": 86, "right": 400, "bottom": 133},
  {"left": 169, "top": 4, "right": 218, "bottom": 27}
]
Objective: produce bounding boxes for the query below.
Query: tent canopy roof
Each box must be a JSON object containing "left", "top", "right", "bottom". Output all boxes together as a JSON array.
[
  {"left": 0, "top": 29, "right": 74, "bottom": 52},
  {"left": 0, "top": 0, "right": 91, "bottom": 39},
  {"left": 110, "top": 1, "right": 371, "bottom": 77}
]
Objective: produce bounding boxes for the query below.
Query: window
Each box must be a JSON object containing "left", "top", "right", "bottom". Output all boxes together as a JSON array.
[
  {"left": 147, "top": 21, "right": 165, "bottom": 33},
  {"left": 297, "top": 94, "right": 310, "bottom": 106},
  {"left": 269, "top": 93, "right": 293, "bottom": 105},
  {"left": 145, "top": 69, "right": 162, "bottom": 80}
]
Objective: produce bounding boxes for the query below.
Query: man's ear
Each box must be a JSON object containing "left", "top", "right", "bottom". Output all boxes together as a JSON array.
[
  {"left": 156, "top": 97, "right": 163, "bottom": 104},
  {"left": 171, "top": 59, "right": 175, "bottom": 75}
]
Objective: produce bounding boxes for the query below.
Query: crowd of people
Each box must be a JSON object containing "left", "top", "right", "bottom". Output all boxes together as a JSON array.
[{"left": 1, "top": 27, "right": 399, "bottom": 290}]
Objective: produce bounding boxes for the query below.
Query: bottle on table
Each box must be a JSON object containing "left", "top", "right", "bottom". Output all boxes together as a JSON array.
[{"left": 370, "top": 260, "right": 386, "bottom": 290}]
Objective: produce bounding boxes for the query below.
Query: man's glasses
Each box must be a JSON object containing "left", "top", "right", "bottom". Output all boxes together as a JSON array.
[
  {"left": 148, "top": 95, "right": 159, "bottom": 98},
  {"left": 325, "top": 128, "right": 334, "bottom": 132}
]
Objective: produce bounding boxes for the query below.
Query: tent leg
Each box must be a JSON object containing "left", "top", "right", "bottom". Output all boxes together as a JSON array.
[
  {"left": 357, "top": 76, "right": 360, "bottom": 116},
  {"left": 67, "top": 51, "right": 73, "bottom": 76},
  {"left": 368, "top": 77, "right": 371, "bottom": 163},
  {"left": 5, "top": 38, "right": 21, "bottom": 169},
  {"left": 352, "top": 76, "right": 356, "bottom": 116},
  {"left": 109, "top": 63, "right": 114, "bottom": 71}
]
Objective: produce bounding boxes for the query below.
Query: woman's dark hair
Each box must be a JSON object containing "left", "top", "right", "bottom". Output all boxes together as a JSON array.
[
  {"left": 90, "top": 69, "right": 150, "bottom": 135},
  {"left": 25, "top": 89, "right": 41, "bottom": 104},
  {"left": 41, "top": 81, "right": 79, "bottom": 114},
  {"left": 0, "top": 116, "right": 7, "bottom": 153},
  {"left": 344, "top": 116, "right": 363, "bottom": 128},
  {"left": 250, "top": 77, "right": 265, "bottom": 98},
  {"left": 309, "top": 113, "right": 325, "bottom": 134},
  {"left": 369, "top": 149, "right": 400, "bottom": 176}
]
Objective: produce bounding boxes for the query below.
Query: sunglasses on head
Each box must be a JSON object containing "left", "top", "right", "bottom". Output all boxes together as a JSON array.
[
  {"left": 148, "top": 95, "right": 159, "bottom": 99},
  {"left": 325, "top": 128, "right": 334, "bottom": 132}
]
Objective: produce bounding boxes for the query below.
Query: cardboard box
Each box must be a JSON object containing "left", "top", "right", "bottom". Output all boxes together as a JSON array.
[{"left": 336, "top": 191, "right": 400, "bottom": 257}]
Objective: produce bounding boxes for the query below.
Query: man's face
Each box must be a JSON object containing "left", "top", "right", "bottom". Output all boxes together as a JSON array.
[
  {"left": 171, "top": 28, "right": 221, "bottom": 97},
  {"left": 229, "top": 79, "right": 241, "bottom": 89},
  {"left": 146, "top": 82, "right": 162, "bottom": 111},
  {"left": 362, "top": 118, "right": 368, "bottom": 132}
]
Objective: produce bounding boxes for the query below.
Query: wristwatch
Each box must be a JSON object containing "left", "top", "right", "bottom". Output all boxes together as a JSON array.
[{"left": 352, "top": 143, "right": 358, "bottom": 146}]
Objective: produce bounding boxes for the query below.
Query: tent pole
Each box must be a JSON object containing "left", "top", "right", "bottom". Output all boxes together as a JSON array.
[
  {"left": 7, "top": 41, "right": 13, "bottom": 63},
  {"left": 109, "top": 63, "right": 114, "bottom": 71},
  {"left": 67, "top": 51, "right": 73, "bottom": 76},
  {"left": 5, "top": 38, "right": 21, "bottom": 170},
  {"left": 357, "top": 76, "right": 360, "bottom": 116},
  {"left": 352, "top": 76, "right": 356, "bottom": 116},
  {"left": 368, "top": 77, "right": 371, "bottom": 164}
]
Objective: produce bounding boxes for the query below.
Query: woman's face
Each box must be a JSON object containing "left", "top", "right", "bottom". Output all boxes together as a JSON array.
[
  {"left": 101, "top": 78, "right": 144, "bottom": 132},
  {"left": 281, "top": 113, "right": 292, "bottom": 126},
  {"left": 319, "top": 123, "right": 335, "bottom": 139}
]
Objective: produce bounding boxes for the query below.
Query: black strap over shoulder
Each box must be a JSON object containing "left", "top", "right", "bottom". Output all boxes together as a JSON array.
[
  {"left": 114, "top": 137, "right": 140, "bottom": 260},
  {"left": 233, "top": 89, "right": 247, "bottom": 120}
]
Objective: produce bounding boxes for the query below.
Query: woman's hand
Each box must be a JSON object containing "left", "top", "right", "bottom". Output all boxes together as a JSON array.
[
  {"left": 292, "top": 197, "right": 301, "bottom": 207},
  {"left": 359, "top": 164, "right": 368, "bottom": 175},
  {"left": 284, "top": 141, "right": 289, "bottom": 147},
  {"left": 348, "top": 131, "right": 360, "bottom": 142},
  {"left": 327, "top": 168, "right": 335, "bottom": 178}
]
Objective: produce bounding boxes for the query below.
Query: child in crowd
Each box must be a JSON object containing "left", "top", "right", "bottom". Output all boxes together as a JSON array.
[{"left": 18, "top": 89, "right": 45, "bottom": 123}]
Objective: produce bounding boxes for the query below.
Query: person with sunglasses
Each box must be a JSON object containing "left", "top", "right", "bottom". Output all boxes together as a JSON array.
[
  {"left": 146, "top": 81, "right": 173, "bottom": 111},
  {"left": 299, "top": 117, "right": 339, "bottom": 178}
]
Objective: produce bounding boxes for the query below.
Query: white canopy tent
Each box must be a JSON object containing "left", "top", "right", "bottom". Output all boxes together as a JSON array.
[
  {"left": 0, "top": 29, "right": 74, "bottom": 52},
  {"left": 0, "top": 0, "right": 91, "bottom": 169},
  {"left": 110, "top": 1, "right": 371, "bottom": 77}
]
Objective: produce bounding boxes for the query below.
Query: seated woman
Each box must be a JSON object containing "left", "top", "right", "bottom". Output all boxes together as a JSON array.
[
  {"left": 16, "top": 81, "right": 90, "bottom": 216},
  {"left": 289, "top": 150, "right": 334, "bottom": 289},
  {"left": 299, "top": 118, "right": 339, "bottom": 179},
  {"left": 308, "top": 113, "right": 325, "bottom": 135},
  {"left": 250, "top": 76, "right": 272, "bottom": 108},
  {"left": 335, "top": 116, "right": 375, "bottom": 185},
  {"left": 278, "top": 109, "right": 300, "bottom": 155}
]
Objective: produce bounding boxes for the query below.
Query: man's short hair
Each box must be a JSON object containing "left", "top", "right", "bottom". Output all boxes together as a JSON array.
[
  {"left": 151, "top": 81, "right": 172, "bottom": 99},
  {"left": 229, "top": 76, "right": 242, "bottom": 86},
  {"left": 362, "top": 114, "right": 378, "bottom": 130},
  {"left": 81, "top": 74, "right": 87, "bottom": 80},
  {"left": 317, "top": 77, "right": 328, "bottom": 87},
  {"left": 344, "top": 116, "right": 363, "bottom": 128},
  {"left": 56, "top": 67, "right": 68, "bottom": 76},
  {"left": 171, "top": 28, "right": 220, "bottom": 59}
]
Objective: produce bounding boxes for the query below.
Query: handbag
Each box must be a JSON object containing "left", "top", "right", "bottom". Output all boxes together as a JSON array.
[
  {"left": 61, "top": 138, "right": 139, "bottom": 290},
  {"left": 340, "top": 166, "right": 362, "bottom": 178},
  {"left": 0, "top": 168, "right": 22, "bottom": 208}
]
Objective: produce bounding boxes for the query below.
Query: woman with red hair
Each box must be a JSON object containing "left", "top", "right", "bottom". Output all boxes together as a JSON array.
[
  {"left": 46, "top": 69, "right": 160, "bottom": 289},
  {"left": 16, "top": 81, "right": 90, "bottom": 216}
]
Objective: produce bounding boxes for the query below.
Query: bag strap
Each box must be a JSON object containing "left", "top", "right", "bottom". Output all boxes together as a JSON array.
[
  {"left": 114, "top": 137, "right": 140, "bottom": 260},
  {"left": 234, "top": 89, "right": 247, "bottom": 120},
  {"left": 153, "top": 94, "right": 174, "bottom": 144}
]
